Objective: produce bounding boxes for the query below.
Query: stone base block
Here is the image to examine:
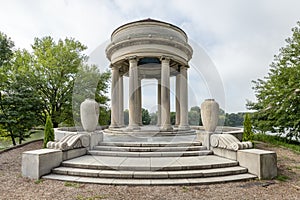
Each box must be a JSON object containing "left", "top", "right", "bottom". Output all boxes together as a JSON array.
[
  {"left": 22, "top": 149, "right": 62, "bottom": 179},
  {"left": 237, "top": 149, "right": 277, "bottom": 179},
  {"left": 203, "top": 132, "right": 213, "bottom": 150},
  {"left": 212, "top": 147, "right": 237, "bottom": 160},
  {"left": 62, "top": 148, "right": 87, "bottom": 161},
  {"left": 86, "top": 131, "right": 103, "bottom": 150}
]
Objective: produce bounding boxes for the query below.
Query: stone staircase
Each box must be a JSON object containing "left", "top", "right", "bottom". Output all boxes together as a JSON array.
[{"left": 43, "top": 141, "right": 257, "bottom": 185}]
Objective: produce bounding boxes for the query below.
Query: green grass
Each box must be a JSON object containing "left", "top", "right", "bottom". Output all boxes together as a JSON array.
[
  {"left": 34, "top": 179, "right": 44, "bottom": 184},
  {"left": 253, "top": 133, "right": 300, "bottom": 153},
  {"left": 294, "top": 166, "right": 300, "bottom": 170},
  {"left": 64, "top": 181, "right": 81, "bottom": 188},
  {"left": 182, "top": 186, "right": 189, "bottom": 192},
  {"left": 276, "top": 175, "right": 290, "bottom": 182},
  {"left": 0, "top": 130, "right": 44, "bottom": 150}
]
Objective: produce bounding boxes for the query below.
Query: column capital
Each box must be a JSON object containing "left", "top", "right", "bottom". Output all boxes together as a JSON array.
[
  {"left": 111, "top": 65, "right": 119, "bottom": 70},
  {"left": 180, "top": 65, "right": 188, "bottom": 71},
  {"left": 160, "top": 55, "right": 171, "bottom": 62},
  {"left": 127, "top": 56, "right": 139, "bottom": 62}
]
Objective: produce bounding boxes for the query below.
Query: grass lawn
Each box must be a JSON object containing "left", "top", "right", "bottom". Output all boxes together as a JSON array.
[
  {"left": 253, "top": 133, "right": 300, "bottom": 153},
  {"left": 0, "top": 130, "right": 44, "bottom": 150}
]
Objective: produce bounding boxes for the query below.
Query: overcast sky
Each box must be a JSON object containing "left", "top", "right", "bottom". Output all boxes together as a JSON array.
[{"left": 1, "top": 0, "right": 300, "bottom": 113}]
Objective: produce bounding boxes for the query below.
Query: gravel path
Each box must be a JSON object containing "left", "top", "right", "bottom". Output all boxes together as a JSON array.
[{"left": 0, "top": 140, "right": 299, "bottom": 200}]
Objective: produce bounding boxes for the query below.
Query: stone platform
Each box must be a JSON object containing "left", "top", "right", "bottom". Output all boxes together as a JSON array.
[
  {"left": 42, "top": 134, "right": 257, "bottom": 185},
  {"left": 104, "top": 125, "right": 196, "bottom": 137}
]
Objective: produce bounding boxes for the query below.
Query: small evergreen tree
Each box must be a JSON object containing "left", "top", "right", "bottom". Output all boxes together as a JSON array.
[
  {"left": 142, "top": 108, "right": 151, "bottom": 125},
  {"left": 43, "top": 115, "right": 54, "bottom": 148},
  {"left": 243, "top": 113, "right": 254, "bottom": 142}
]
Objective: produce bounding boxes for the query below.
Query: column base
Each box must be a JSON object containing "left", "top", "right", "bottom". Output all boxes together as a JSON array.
[
  {"left": 178, "top": 125, "right": 190, "bottom": 130},
  {"left": 109, "top": 125, "right": 121, "bottom": 129},
  {"left": 127, "top": 125, "right": 141, "bottom": 131},
  {"left": 160, "top": 125, "right": 173, "bottom": 132}
]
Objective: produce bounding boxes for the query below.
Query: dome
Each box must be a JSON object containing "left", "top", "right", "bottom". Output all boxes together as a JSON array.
[{"left": 105, "top": 18, "right": 193, "bottom": 67}]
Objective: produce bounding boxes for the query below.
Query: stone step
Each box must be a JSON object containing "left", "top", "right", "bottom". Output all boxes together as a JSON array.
[
  {"left": 88, "top": 150, "right": 213, "bottom": 157},
  {"left": 99, "top": 141, "right": 202, "bottom": 147},
  {"left": 42, "top": 173, "right": 257, "bottom": 185},
  {"left": 52, "top": 166, "right": 248, "bottom": 179},
  {"left": 61, "top": 155, "right": 239, "bottom": 171},
  {"left": 92, "top": 145, "right": 207, "bottom": 152}
]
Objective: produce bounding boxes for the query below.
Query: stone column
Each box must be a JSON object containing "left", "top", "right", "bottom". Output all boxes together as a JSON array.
[
  {"left": 137, "top": 78, "right": 142, "bottom": 125},
  {"left": 160, "top": 57, "right": 172, "bottom": 131},
  {"left": 128, "top": 57, "right": 140, "bottom": 130},
  {"left": 119, "top": 75, "right": 124, "bottom": 127},
  {"left": 157, "top": 79, "right": 161, "bottom": 126},
  {"left": 175, "top": 72, "right": 181, "bottom": 127},
  {"left": 109, "top": 65, "right": 120, "bottom": 128},
  {"left": 179, "top": 66, "right": 189, "bottom": 130}
]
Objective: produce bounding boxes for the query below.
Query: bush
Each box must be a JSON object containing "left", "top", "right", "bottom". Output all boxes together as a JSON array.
[
  {"left": 43, "top": 115, "right": 54, "bottom": 148},
  {"left": 243, "top": 113, "right": 254, "bottom": 142}
]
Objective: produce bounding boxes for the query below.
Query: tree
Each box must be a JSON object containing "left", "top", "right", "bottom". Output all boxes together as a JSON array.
[
  {"left": 170, "top": 112, "right": 176, "bottom": 125},
  {"left": 43, "top": 115, "right": 54, "bottom": 148},
  {"left": 243, "top": 113, "right": 254, "bottom": 142},
  {"left": 224, "top": 113, "right": 244, "bottom": 127},
  {"left": 0, "top": 32, "right": 14, "bottom": 69},
  {"left": 0, "top": 32, "right": 14, "bottom": 94},
  {"left": 124, "top": 109, "right": 129, "bottom": 125},
  {"left": 247, "top": 21, "right": 300, "bottom": 140},
  {"left": 150, "top": 112, "right": 157, "bottom": 125},
  {"left": 0, "top": 49, "right": 43, "bottom": 145},
  {"left": 31, "top": 36, "right": 87, "bottom": 127},
  {"left": 188, "top": 106, "right": 201, "bottom": 125},
  {"left": 72, "top": 64, "right": 111, "bottom": 126},
  {"left": 142, "top": 108, "right": 151, "bottom": 125}
]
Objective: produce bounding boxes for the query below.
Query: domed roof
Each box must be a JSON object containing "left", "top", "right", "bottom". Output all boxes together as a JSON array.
[
  {"left": 106, "top": 18, "right": 193, "bottom": 66},
  {"left": 111, "top": 18, "right": 187, "bottom": 39}
]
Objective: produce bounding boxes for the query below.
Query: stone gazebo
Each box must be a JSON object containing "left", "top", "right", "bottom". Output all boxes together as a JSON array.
[
  {"left": 21, "top": 19, "right": 277, "bottom": 184},
  {"left": 105, "top": 19, "right": 193, "bottom": 133}
]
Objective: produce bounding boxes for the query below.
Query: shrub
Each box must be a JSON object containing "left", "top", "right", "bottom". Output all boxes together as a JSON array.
[
  {"left": 243, "top": 113, "right": 254, "bottom": 142},
  {"left": 43, "top": 115, "right": 54, "bottom": 148}
]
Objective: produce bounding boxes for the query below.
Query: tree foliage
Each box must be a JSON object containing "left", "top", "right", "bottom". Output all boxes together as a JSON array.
[
  {"left": 142, "top": 108, "right": 151, "bottom": 125},
  {"left": 188, "top": 106, "right": 201, "bottom": 125},
  {"left": 0, "top": 32, "right": 14, "bottom": 68},
  {"left": 247, "top": 21, "right": 300, "bottom": 140},
  {"left": 43, "top": 115, "right": 54, "bottom": 148},
  {"left": 243, "top": 113, "right": 254, "bottom": 142},
  {"left": 72, "top": 64, "right": 111, "bottom": 126},
  {"left": 0, "top": 49, "right": 43, "bottom": 145},
  {"left": 224, "top": 113, "right": 244, "bottom": 127},
  {"left": 31, "top": 36, "right": 87, "bottom": 127},
  {"left": 0, "top": 34, "right": 112, "bottom": 145}
]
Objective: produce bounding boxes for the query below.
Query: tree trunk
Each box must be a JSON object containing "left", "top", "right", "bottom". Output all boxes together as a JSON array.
[
  {"left": 10, "top": 132, "right": 16, "bottom": 146},
  {"left": 53, "top": 121, "right": 58, "bottom": 128}
]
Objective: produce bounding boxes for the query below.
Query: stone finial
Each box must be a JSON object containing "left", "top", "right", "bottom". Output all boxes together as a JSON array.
[
  {"left": 201, "top": 99, "right": 219, "bottom": 132},
  {"left": 80, "top": 99, "right": 99, "bottom": 132}
]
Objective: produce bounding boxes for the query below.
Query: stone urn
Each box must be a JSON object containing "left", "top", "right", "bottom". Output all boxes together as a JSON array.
[
  {"left": 201, "top": 99, "right": 219, "bottom": 132},
  {"left": 80, "top": 99, "right": 99, "bottom": 132}
]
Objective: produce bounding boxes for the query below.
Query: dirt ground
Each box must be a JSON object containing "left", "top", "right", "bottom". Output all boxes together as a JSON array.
[{"left": 0, "top": 140, "right": 299, "bottom": 200}]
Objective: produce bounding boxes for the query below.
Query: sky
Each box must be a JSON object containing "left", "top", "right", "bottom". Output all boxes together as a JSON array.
[{"left": 0, "top": 0, "right": 300, "bottom": 113}]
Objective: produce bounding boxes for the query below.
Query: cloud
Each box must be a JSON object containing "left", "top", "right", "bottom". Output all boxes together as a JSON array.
[{"left": 1, "top": 0, "right": 300, "bottom": 112}]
